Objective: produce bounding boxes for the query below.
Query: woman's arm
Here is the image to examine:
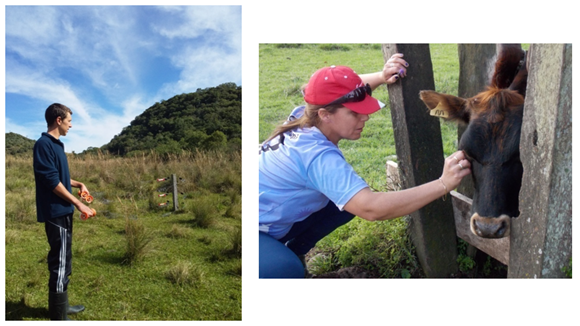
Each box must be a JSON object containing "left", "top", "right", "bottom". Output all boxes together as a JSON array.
[
  {"left": 345, "top": 180, "right": 445, "bottom": 221},
  {"left": 360, "top": 53, "right": 408, "bottom": 89},
  {"left": 344, "top": 150, "right": 471, "bottom": 221}
]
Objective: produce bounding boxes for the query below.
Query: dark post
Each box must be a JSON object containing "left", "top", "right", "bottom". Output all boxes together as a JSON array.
[
  {"left": 456, "top": 44, "right": 499, "bottom": 198},
  {"left": 508, "top": 44, "right": 572, "bottom": 278},
  {"left": 382, "top": 44, "right": 457, "bottom": 277},
  {"left": 172, "top": 174, "right": 179, "bottom": 211}
]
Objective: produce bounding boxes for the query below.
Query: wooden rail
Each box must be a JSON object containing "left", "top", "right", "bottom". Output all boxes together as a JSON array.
[{"left": 450, "top": 191, "right": 509, "bottom": 265}]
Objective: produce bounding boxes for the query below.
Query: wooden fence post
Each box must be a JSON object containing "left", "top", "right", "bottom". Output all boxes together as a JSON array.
[
  {"left": 508, "top": 44, "right": 572, "bottom": 278},
  {"left": 382, "top": 44, "right": 458, "bottom": 277},
  {"left": 172, "top": 174, "right": 179, "bottom": 211}
]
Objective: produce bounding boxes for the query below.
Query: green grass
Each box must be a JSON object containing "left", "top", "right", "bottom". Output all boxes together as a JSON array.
[
  {"left": 259, "top": 43, "right": 461, "bottom": 277},
  {"left": 5, "top": 151, "right": 241, "bottom": 320}
]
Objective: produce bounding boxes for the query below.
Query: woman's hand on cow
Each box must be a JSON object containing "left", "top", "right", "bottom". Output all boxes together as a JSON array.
[
  {"left": 440, "top": 150, "right": 471, "bottom": 191},
  {"left": 382, "top": 53, "right": 409, "bottom": 84}
]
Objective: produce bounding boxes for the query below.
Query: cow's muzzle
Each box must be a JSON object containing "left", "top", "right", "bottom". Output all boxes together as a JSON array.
[{"left": 470, "top": 213, "right": 511, "bottom": 238}]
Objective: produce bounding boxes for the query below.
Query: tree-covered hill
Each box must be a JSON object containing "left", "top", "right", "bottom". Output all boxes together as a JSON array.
[
  {"left": 100, "top": 83, "right": 241, "bottom": 156},
  {"left": 5, "top": 132, "right": 36, "bottom": 156}
]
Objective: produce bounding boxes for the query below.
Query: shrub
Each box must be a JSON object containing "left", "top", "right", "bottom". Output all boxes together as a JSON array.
[
  {"left": 190, "top": 196, "right": 218, "bottom": 228},
  {"left": 457, "top": 255, "right": 476, "bottom": 273},
  {"left": 224, "top": 227, "right": 241, "bottom": 258},
  {"left": 165, "top": 261, "right": 205, "bottom": 287},
  {"left": 122, "top": 216, "right": 154, "bottom": 265},
  {"left": 166, "top": 224, "right": 191, "bottom": 239},
  {"left": 224, "top": 189, "right": 241, "bottom": 219}
]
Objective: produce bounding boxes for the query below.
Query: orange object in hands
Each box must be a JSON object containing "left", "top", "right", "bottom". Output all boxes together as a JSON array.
[
  {"left": 77, "top": 190, "right": 95, "bottom": 219},
  {"left": 78, "top": 190, "right": 93, "bottom": 203},
  {"left": 80, "top": 208, "right": 97, "bottom": 221}
]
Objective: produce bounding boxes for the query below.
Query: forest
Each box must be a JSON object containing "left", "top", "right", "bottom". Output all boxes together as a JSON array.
[{"left": 101, "top": 83, "right": 241, "bottom": 156}]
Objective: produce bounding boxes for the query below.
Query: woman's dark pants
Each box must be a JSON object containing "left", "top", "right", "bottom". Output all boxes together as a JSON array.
[{"left": 259, "top": 201, "right": 355, "bottom": 278}]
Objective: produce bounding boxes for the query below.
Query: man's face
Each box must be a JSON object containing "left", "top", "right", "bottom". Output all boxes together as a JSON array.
[{"left": 57, "top": 113, "right": 72, "bottom": 137}]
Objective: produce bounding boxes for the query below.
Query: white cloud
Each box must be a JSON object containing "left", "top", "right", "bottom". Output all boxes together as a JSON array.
[
  {"left": 5, "top": 117, "right": 43, "bottom": 140},
  {"left": 5, "top": 6, "right": 61, "bottom": 45},
  {"left": 5, "top": 5, "right": 241, "bottom": 153},
  {"left": 5, "top": 64, "right": 91, "bottom": 122},
  {"left": 4, "top": 62, "right": 135, "bottom": 152},
  {"left": 154, "top": 6, "right": 240, "bottom": 40},
  {"left": 163, "top": 46, "right": 241, "bottom": 96}
]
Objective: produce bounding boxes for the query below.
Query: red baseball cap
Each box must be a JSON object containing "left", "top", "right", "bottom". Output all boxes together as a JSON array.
[{"left": 303, "top": 65, "right": 384, "bottom": 115}]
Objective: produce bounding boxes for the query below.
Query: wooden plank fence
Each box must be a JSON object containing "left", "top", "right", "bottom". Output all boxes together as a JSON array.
[{"left": 382, "top": 43, "right": 572, "bottom": 278}]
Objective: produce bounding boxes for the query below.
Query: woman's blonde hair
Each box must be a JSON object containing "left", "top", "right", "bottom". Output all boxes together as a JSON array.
[{"left": 264, "top": 102, "right": 343, "bottom": 144}]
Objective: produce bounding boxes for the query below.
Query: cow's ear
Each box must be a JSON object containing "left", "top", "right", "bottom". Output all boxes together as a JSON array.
[{"left": 419, "top": 90, "right": 470, "bottom": 124}]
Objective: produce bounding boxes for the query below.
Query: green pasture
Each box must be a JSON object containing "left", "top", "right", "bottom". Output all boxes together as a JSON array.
[{"left": 5, "top": 151, "right": 241, "bottom": 320}]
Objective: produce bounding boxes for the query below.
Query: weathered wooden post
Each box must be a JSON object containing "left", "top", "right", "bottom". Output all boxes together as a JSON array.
[
  {"left": 382, "top": 44, "right": 458, "bottom": 277},
  {"left": 172, "top": 173, "right": 179, "bottom": 211},
  {"left": 157, "top": 175, "right": 179, "bottom": 211},
  {"left": 508, "top": 44, "right": 572, "bottom": 278}
]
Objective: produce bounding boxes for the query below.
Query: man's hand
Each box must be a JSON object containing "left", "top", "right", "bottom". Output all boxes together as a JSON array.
[{"left": 77, "top": 202, "right": 95, "bottom": 218}]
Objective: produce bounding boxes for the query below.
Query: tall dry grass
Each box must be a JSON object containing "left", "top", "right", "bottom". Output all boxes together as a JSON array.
[
  {"left": 5, "top": 150, "right": 241, "bottom": 224},
  {"left": 5, "top": 155, "right": 37, "bottom": 224}
]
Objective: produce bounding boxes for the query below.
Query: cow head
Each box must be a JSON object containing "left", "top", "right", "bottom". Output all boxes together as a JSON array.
[{"left": 420, "top": 45, "right": 528, "bottom": 238}]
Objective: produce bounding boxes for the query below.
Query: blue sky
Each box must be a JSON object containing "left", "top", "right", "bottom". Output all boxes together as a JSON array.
[{"left": 5, "top": 5, "right": 241, "bottom": 153}]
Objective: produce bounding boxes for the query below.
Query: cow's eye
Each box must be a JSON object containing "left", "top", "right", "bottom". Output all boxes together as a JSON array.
[
  {"left": 463, "top": 151, "right": 475, "bottom": 163},
  {"left": 503, "top": 152, "right": 521, "bottom": 166}
]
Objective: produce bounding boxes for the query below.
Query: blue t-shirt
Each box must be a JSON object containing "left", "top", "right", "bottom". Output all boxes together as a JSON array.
[{"left": 259, "top": 109, "right": 368, "bottom": 239}]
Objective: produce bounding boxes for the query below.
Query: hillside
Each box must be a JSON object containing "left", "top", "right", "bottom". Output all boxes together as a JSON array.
[
  {"left": 5, "top": 132, "right": 36, "bottom": 156},
  {"left": 6, "top": 83, "right": 241, "bottom": 157},
  {"left": 100, "top": 82, "right": 241, "bottom": 156}
]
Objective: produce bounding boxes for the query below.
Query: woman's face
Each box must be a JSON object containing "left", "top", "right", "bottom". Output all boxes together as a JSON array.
[{"left": 319, "top": 107, "right": 370, "bottom": 145}]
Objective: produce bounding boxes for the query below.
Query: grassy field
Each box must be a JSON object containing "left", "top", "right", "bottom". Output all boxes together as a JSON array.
[
  {"left": 259, "top": 44, "right": 461, "bottom": 277},
  {"left": 5, "top": 150, "right": 241, "bottom": 320}
]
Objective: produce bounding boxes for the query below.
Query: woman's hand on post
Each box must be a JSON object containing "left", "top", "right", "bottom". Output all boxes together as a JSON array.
[{"left": 382, "top": 53, "right": 409, "bottom": 84}]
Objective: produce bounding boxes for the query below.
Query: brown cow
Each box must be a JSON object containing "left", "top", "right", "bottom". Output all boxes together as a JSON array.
[{"left": 420, "top": 44, "right": 528, "bottom": 238}]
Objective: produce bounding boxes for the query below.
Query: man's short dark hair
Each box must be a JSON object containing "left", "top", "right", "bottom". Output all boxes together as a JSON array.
[{"left": 45, "top": 103, "right": 72, "bottom": 127}]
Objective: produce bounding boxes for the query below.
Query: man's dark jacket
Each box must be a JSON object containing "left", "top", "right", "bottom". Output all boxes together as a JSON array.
[{"left": 33, "top": 132, "right": 74, "bottom": 222}]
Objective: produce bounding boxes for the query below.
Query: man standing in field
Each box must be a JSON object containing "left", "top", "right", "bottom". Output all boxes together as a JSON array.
[{"left": 33, "top": 103, "right": 94, "bottom": 320}]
